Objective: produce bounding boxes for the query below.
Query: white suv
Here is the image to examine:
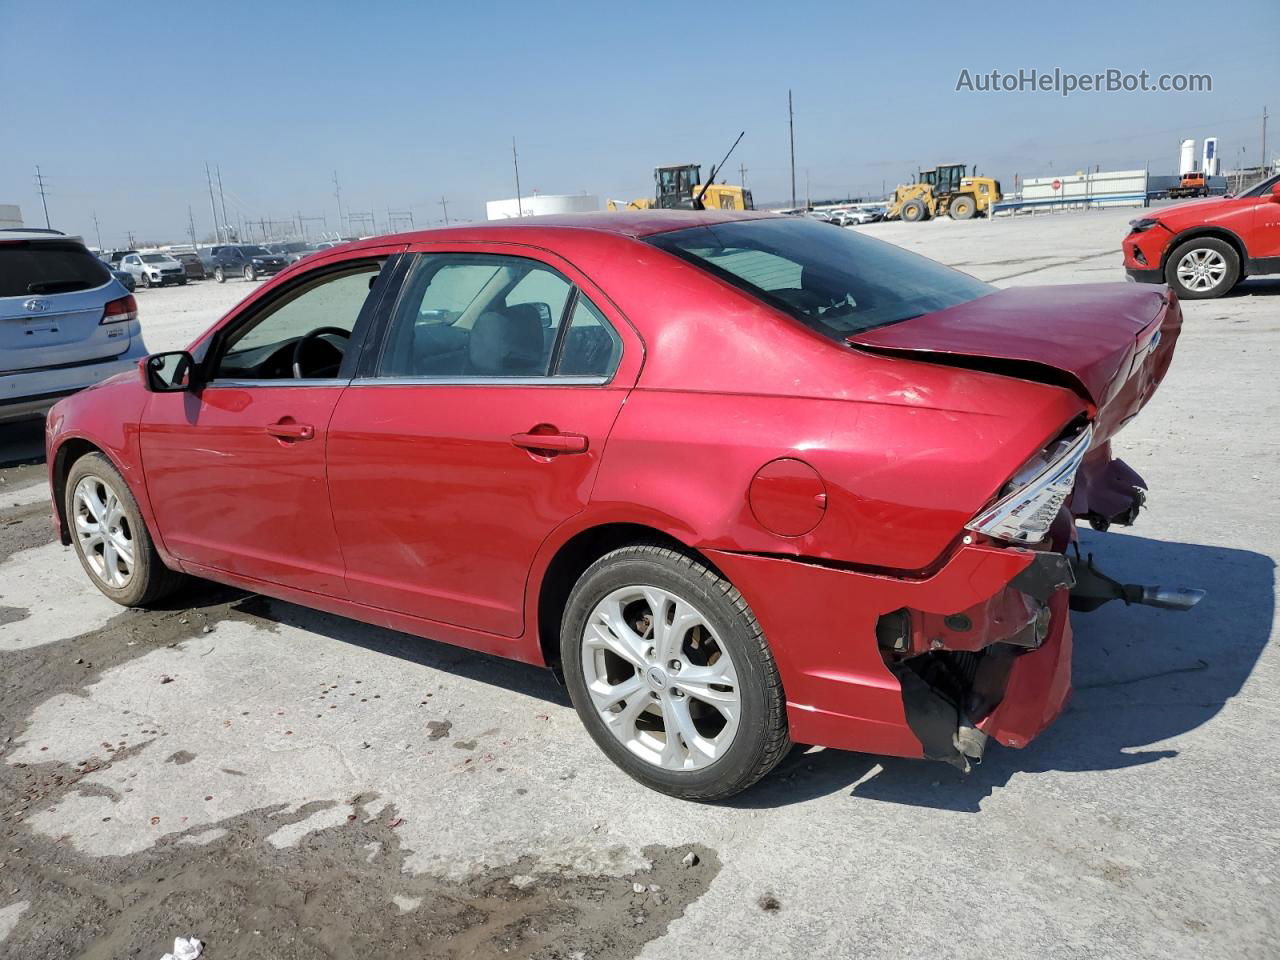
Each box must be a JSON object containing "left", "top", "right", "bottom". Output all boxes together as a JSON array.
[{"left": 0, "top": 230, "right": 148, "bottom": 424}]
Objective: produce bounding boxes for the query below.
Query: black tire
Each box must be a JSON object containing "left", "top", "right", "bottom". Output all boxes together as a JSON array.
[
  {"left": 243, "top": 265, "right": 256, "bottom": 282},
  {"left": 1163, "top": 236, "right": 1240, "bottom": 300},
  {"left": 64, "top": 452, "right": 184, "bottom": 607},
  {"left": 561, "top": 543, "right": 789, "bottom": 801},
  {"left": 140, "top": 273, "right": 152, "bottom": 288},
  {"left": 901, "top": 199, "right": 928, "bottom": 222},
  {"left": 949, "top": 195, "right": 976, "bottom": 220},
  {"left": 214, "top": 266, "right": 225, "bottom": 283},
  {"left": 178, "top": 278, "right": 188, "bottom": 286}
]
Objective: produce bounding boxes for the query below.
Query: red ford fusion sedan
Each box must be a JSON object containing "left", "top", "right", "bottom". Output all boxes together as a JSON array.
[{"left": 45, "top": 211, "right": 1200, "bottom": 800}]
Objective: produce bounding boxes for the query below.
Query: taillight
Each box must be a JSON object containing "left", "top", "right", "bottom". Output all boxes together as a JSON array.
[{"left": 101, "top": 294, "right": 137, "bottom": 324}]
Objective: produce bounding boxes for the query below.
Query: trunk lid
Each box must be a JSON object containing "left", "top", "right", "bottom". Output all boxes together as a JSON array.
[
  {"left": 0, "top": 285, "right": 132, "bottom": 373},
  {"left": 847, "top": 284, "right": 1180, "bottom": 440},
  {"left": 0, "top": 238, "right": 133, "bottom": 374}
]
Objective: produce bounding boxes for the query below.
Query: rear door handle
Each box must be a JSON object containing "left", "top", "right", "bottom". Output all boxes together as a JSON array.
[
  {"left": 266, "top": 420, "right": 315, "bottom": 441},
  {"left": 511, "top": 431, "right": 589, "bottom": 454}
]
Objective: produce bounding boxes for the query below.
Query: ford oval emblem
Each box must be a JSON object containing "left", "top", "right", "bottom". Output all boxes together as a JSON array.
[{"left": 23, "top": 298, "right": 50, "bottom": 313}]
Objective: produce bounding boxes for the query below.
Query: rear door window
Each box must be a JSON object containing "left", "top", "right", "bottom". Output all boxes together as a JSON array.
[{"left": 0, "top": 241, "right": 111, "bottom": 297}]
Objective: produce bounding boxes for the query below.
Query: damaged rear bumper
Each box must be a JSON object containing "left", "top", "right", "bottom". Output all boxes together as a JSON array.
[
  {"left": 705, "top": 543, "right": 1079, "bottom": 765},
  {"left": 708, "top": 532, "right": 1202, "bottom": 768}
]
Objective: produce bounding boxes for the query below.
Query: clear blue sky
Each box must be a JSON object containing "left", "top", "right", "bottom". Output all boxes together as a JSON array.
[{"left": 1, "top": 0, "right": 1275, "bottom": 245}]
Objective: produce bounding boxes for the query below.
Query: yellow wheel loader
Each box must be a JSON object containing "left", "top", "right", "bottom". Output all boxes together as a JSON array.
[
  {"left": 608, "top": 134, "right": 754, "bottom": 213},
  {"left": 886, "top": 163, "right": 1001, "bottom": 222},
  {"left": 607, "top": 163, "right": 754, "bottom": 212}
]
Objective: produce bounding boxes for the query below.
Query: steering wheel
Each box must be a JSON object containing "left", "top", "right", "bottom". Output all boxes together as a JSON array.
[{"left": 291, "top": 327, "right": 351, "bottom": 379}]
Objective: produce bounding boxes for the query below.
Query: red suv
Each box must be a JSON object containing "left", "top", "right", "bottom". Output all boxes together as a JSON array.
[{"left": 1124, "top": 171, "right": 1280, "bottom": 298}]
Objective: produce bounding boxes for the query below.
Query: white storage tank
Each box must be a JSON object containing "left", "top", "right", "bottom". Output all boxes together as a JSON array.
[
  {"left": 486, "top": 193, "right": 598, "bottom": 220},
  {"left": 1179, "top": 139, "right": 1197, "bottom": 176},
  {"left": 0, "top": 204, "right": 23, "bottom": 229},
  {"left": 1202, "top": 137, "right": 1220, "bottom": 177}
]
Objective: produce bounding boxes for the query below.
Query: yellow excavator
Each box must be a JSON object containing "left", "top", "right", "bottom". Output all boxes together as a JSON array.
[
  {"left": 609, "top": 133, "right": 754, "bottom": 212},
  {"left": 885, "top": 163, "right": 1002, "bottom": 222}
]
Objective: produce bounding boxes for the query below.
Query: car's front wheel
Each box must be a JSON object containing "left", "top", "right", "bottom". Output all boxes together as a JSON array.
[
  {"left": 243, "top": 265, "right": 257, "bottom": 282},
  {"left": 140, "top": 273, "right": 152, "bottom": 288},
  {"left": 1165, "top": 237, "right": 1240, "bottom": 299},
  {"left": 214, "top": 266, "right": 225, "bottom": 283},
  {"left": 65, "top": 452, "right": 184, "bottom": 607},
  {"left": 561, "top": 543, "right": 789, "bottom": 801}
]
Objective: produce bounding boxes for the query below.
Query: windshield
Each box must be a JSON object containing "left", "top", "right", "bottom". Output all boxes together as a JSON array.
[
  {"left": 1237, "top": 172, "right": 1280, "bottom": 198},
  {"left": 141, "top": 254, "right": 172, "bottom": 263},
  {"left": 647, "top": 217, "right": 994, "bottom": 339},
  {"left": 240, "top": 246, "right": 270, "bottom": 256}
]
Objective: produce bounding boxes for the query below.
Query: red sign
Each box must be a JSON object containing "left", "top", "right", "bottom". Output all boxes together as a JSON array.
[{"left": 1052, "top": 179, "right": 1062, "bottom": 191}]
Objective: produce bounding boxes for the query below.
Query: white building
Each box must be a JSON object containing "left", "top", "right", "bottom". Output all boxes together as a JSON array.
[
  {"left": 0, "top": 204, "right": 23, "bottom": 229},
  {"left": 486, "top": 193, "right": 598, "bottom": 221}
]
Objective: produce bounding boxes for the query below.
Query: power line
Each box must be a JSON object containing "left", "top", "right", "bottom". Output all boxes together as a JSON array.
[
  {"left": 33, "top": 165, "right": 51, "bottom": 228},
  {"left": 512, "top": 136, "right": 523, "bottom": 217},
  {"left": 205, "top": 163, "right": 221, "bottom": 243},
  {"left": 788, "top": 90, "right": 796, "bottom": 209},
  {"left": 216, "top": 165, "right": 229, "bottom": 233},
  {"left": 332, "top": 171, "right": 345, "bottom": 236}
]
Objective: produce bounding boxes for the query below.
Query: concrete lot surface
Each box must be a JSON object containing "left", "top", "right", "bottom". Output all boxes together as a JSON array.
[{"left": 1, "top": 208, "right": 1277, "bottom": 959}]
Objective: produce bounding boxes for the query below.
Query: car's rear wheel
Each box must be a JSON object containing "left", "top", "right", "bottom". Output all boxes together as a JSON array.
[
  {"left": 243, "top": 265, "right": 256, "bottom": 282},
  {"left": 1165, "top": 237, "right": 1239, "bottom": 299},
  {"left": 214, "top": 266, "right": 225, "bottom": 283},
  {"left": 901, "top": 198, "right": 928, "bottom": 222},
  {"left": 561, "top": 543, "right": 789, "bottom": 801},
  {"left": 65, "top": 453, "right": 184, "bottom": 608}
]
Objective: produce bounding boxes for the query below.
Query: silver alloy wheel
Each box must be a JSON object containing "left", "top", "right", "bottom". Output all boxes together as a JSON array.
[
  {"left": 1176, "top": 247, "right": 1228, "bottom": 292},
  {"left": 581, "top": 585, "right": 740, "bottom": 771},
  {"left": 73, "top": 475, "right": 135, "bottom": 588}
]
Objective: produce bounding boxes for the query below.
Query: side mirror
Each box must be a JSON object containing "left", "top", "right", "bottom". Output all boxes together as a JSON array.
[{"left": 143, "top": 351, "right": 196, "bottom": 392}]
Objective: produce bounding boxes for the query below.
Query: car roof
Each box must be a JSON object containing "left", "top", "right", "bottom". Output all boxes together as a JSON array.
[
  {"left": 335, "top": 209, "right": 781, "bottom": 253},
  {"left": 0, "top": 230, "right": 85, "bottom": 244}
]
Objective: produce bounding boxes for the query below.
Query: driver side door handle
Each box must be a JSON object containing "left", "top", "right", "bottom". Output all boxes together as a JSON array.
[{"left": 266, "top": 420, "right": 315, "bottom": 441}]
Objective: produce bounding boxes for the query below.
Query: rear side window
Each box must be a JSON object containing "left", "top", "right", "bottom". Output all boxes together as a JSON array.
[
  {"left": 377, "top": 253, "right": 621, "bottom": 380},
  {"left": 648, "top": 217, "right": 993, "bottom": 340},
  {"left": 0, "top": 241, "right": 111, "bottom": 297},
  {"left": 557, "top": 296, "right": 622, "bottom": 376}
]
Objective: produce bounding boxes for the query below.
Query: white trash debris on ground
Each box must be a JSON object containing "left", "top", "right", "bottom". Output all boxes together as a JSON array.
[{"left": 160, "top": 935, "right": 202, "bottom": 960}]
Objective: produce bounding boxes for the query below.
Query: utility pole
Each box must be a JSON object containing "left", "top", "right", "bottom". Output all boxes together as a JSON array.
[
  {"left": 439, "top": 196, "right": 450, "bottom": 225},
  {"left": 205, "top": 163, "right": 221, "bottom": 243},
  {"left": 1263, "top": 105, "right": 1269, "bottom": 169},
  {"left": 33, "top": 165, "right": 51, "bottom": 228},
  {"left": 216, "top": 165, "right": 229, "bottom": 239},
  {"left": 512, "top": 136, "right": 524, "bottom": 217},
  {"left": 738, "top": 163, "right": 748, "bottom": 189},
  {"left": 92, "top": 210, "right": 103, "bottom": 250},
  {"left": 788, "top": 89, "right": 796, "bottom": 210},
  {"left": 127, "top": 230, "right": 137, "bottom": 248},
  {"left": 332, "top": 171, "right": 345, "bottom": 236},
  {"left": 187, "top": 206, "right": 197, "bottom": 247}
]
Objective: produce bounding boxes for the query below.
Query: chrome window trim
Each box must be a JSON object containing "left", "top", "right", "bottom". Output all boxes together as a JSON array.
[
  {"left": 204, "top": 378, "right": 350, "bottom": 389},
  {"left": 348, "top": 375, "right": 610, "bottom": 388}
]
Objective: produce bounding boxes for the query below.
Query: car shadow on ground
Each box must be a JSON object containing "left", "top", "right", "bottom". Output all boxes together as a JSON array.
[
  {"left": 128, "top": 529, "right": 1271, "bottom": 812},
  {"left": 735, "top": 529, "right": 1274, "bottom": 811},
  {"left": 202, "top": 589, "right": 573, "bottom": 708},
  {"left": 0, "top": 419, "right": 47, "bottom": 469},
  {"left": 1227, "top": 277, "right": 1280, "bottom": 297}
]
